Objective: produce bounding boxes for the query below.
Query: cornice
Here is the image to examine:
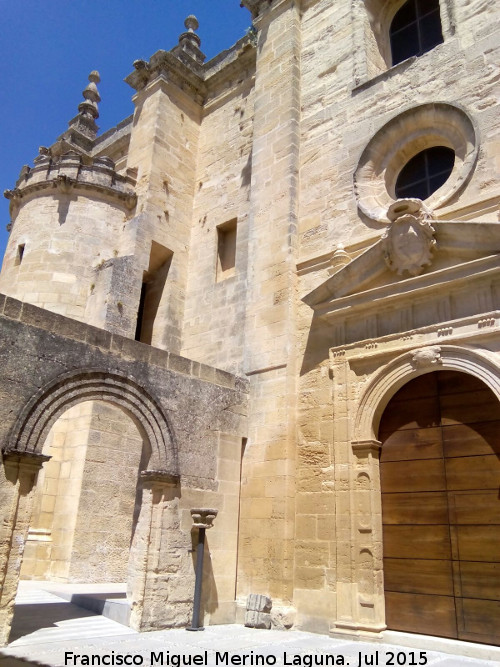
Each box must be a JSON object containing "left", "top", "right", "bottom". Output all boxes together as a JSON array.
[
  {"left": 310, "top": 254, "right": 499, "bottom": 320},
  {"left": 126, "top": 35, "right": 257, "bottom": 107},
  {"left": 4, "top": 154, "right": 137, "bottom": 224},
  {"left": 240, "top": 0, "right": 305, "bottom": 21},
  {"left": 125, "top": 49, "right": 207, "bottom": 105},
  {"left": 5, "top": 176, "right": 137, "bottom": 213}
]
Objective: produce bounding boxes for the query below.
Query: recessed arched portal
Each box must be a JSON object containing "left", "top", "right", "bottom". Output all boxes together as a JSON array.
[
  {"left": 378, "top": 370, "right": 500, "bottom": 645},
  {"left": 1, "top": 368, "right": 180, "bottom": 640},
  {"left": 20, "top": 399, "right": 150, "bottom": 583}
]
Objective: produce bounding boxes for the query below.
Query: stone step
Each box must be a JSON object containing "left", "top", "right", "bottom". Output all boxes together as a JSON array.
[
  {"left": 50, "top": 590, "right": 130, "bottom": 627},
  {"left": 18, "top": 581, "right": 130, "bottom": 627},
  {"left": 7, "top": 581, "right": 134, "bottom": 647}
]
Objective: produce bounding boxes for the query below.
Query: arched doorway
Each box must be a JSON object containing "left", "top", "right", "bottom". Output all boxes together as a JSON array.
[
  {"left": 379, "top": 370, "right": 500, "bottom": 645},
  {"left": 20, "top": 399, "right": 149, "bottom": 583}
]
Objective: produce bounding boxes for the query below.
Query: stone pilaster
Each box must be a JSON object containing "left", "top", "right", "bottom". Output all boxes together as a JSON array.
[
  {"left": 128, "top": 470, "right": 187, "bottom": 631},
  {"left": 330, "top": 353, "right": 386, "bottom": 638},
  {"left": 123, "top": 51, "right": 204, "bottom": 353},
  {"left": 239, "top": 0, "right": 301, "bottom": 605},
  {"left": 0, "top": 452, "right": 49, "bottom": 646}
]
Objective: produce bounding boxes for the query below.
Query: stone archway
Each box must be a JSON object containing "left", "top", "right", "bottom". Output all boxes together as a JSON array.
[
  {"left": 0, "top": 368, "right": 180, "bottom": 643},
  {"left": 5, "top": 368, "right": 178, "bottom": 475},
  {"left": 20, "top": 399, "right": 149, "bottom": 584},
  {"left": 353, "top": 345, "right": 500, "bottom": 443}
]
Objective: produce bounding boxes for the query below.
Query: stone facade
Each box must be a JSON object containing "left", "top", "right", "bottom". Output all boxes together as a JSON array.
[{"left": 0, "top": 0, "right": 499, "bottom": 648}]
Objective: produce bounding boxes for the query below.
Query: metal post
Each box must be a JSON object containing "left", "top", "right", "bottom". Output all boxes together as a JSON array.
[
  {"left": 187, "top": 508, "right": 217, "bottom": 632},
  {"left": 187, "top": 526, "right": 206, "bottom": 631}
]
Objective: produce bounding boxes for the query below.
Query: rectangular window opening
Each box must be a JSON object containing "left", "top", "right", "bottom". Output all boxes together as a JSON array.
[
  {"left": 135, "top": 242, "right": 173, "bottom": 345},
  {"left": 216, "top": 219, "right": 237, "bottom": 282},
  {"left": 16, "top": 244, "right": 25, "bottom": 266}
]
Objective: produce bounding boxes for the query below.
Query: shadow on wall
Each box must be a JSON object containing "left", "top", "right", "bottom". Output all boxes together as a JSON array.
[
  {"left": 241, "top": 152, "right": 252, "bottom": 188},
  {"left": 300, "top": 312, "right": 333, "bottom": 376},
  {"left": 57, "top": 193, "right": 78, "bottom": 226}
]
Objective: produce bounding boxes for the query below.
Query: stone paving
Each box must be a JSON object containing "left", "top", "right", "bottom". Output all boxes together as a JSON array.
[{"left": 0, "top": 586, "right": 499, "bottom": 667}]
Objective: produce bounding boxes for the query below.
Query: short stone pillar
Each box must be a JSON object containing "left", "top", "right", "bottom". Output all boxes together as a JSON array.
[
  {"left": 128, "top": 469, "right": 181, "bottom": 632},
  {"left": 187, "top": 508, "right": 218, "bottom": 631}
]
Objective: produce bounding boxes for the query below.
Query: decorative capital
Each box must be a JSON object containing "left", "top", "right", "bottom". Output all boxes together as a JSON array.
[
  {"left": 3, "top": 450, "right": 51, "bottom": 472},
  {"left": 351, "top": 439, "right": 382, "bottom": 458},
  {"left": 382, "top": 199, "right": 436, "bottom": 276},
  {"left": 190, "top": 507, "right": 218, "bottom": 529},
  {"left": 411, "top": 346, "right": 442, "bottom": 370}
]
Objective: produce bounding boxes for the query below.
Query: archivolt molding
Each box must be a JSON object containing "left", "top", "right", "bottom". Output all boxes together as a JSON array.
[
  {"left": 4, "top": 369, "right": 178, "bottom": 476},
  {"left": 353, "top": 345, "right": 500, "bottom": 442},
  {"left": 354, "top": 103, "right": 479, "bottom": 223}
]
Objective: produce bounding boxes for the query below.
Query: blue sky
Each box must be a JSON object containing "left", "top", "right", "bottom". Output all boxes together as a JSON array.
[{"left": 0, "top": 1, "right": 252, "bottom": 258}]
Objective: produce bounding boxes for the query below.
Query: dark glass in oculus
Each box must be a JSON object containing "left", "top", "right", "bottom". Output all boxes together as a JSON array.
[
  {"left": 395, "top": 146, "right": 455, "bottom": 200},
  {"left": 390, "top": 0, "right": 444, "bottom": 66}
]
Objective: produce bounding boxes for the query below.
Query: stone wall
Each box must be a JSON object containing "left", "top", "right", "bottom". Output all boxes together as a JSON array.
[
  {"left": 181, "top": 55, "right": 255, "bottom": 374},
  {"left": 298, "top": 0, "right": 499, "bottom": 262},
  {"left": 0, "top": 192, "right": 132, "bottom": 327},
  {"left": 0, "top": 295, "right": 248, "bottom": 644}
]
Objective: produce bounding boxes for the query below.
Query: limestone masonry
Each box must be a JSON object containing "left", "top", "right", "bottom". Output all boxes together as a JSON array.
[{"left": 0, "top": 0, "right": 499, "bottom": 649}]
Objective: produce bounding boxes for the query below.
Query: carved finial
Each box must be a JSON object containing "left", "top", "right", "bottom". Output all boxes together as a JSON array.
[
  {"left": 190, "top": 508, "right": 218, "bottom": 529},
  {"left": 78, "top": 71, "right": 101, "bottom": 121},
  {"left": 184, "top": 15, "right": 199, "bottom": 32},
  {"left": 65, "top": 71, "right": 101, "bottom": 144},
  {"left": 173, "top": 15, "right": 205, "bottom": 65}
]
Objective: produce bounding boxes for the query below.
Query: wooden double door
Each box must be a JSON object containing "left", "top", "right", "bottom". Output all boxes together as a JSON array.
[{"left": 379, "top": 371, "right": 500, "bottom": 645}]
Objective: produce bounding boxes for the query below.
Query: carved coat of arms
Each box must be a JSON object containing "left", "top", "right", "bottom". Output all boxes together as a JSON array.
[{"left": 382, "top": 199, "right": 437, "bottom": 276}]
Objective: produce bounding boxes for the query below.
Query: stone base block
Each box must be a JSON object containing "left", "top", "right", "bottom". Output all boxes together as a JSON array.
[{"left": 245, "top": 610, "right": 272, "bottom": 629}]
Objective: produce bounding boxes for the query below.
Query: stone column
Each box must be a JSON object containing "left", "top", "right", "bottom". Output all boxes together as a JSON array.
[
  {"left": 128, "top": 470, "right": 187, "bottom": 632},
  {"left": 0, "top": 451, "right": 49, "bottom": 646},
  {"left": 188, "top": 508, "right": 218, "bottom": 630}
]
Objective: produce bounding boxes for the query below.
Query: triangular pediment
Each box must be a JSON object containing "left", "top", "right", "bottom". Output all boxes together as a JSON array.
[{"left": 303, "top": 221, "right": 500, "bottom": 316}]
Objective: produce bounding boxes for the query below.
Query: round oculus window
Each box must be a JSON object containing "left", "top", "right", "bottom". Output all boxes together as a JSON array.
[{"left": 395, "top": 146, "right": 455, "bottom": 200}]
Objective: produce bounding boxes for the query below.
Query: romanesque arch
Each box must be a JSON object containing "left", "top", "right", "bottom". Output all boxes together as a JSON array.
[{"left": 4, "top": 368, "right": 178, "bottom": 475}]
